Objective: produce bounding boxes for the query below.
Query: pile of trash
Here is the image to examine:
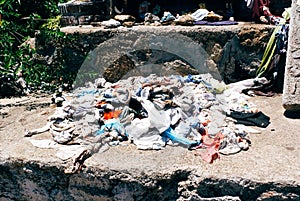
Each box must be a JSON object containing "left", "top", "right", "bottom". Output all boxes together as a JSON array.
[
  {"left": 99, "top": 9, "right": 237, "bottom": 29},
  {"left": 58, "top": 0, "right": 235, "bottom": 27},
  {"left": 25, "top": 73, "right": 270, "bottom": 173},
  {"left": 58, "top": 0, "right": 291, "bottom": 27}
]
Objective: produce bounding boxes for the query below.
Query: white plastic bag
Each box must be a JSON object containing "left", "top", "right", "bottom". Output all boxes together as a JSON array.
[{"left": 140, "top": 99, "right": 171, "bottom": 133}]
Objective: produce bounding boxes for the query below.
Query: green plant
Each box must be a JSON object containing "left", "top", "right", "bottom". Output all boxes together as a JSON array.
[
  {"left": 41, "top": 15, "right": 62, "bottom": 30},
  {"left": 0, "top": 0, "right": 74, "bottom": 95},
  {"left": 0, "top": 0, "right": 31, "bottom": 74}
]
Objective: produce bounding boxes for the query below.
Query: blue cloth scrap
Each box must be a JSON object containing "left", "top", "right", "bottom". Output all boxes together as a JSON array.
[
  {"left": 76, "top": 89, "right": 97, "bottom": 97},
  {"left": 96, "top": 121, "right": 128, "bottom": 136},
  {"left": 184, "top": 74, "right": 213, "bottom": 91},
  {"left": 162, "top": 127, "right": 197, "bottom": 146},
  {"left": 194, "top": 20, "right": 238, "bottom": 26}
]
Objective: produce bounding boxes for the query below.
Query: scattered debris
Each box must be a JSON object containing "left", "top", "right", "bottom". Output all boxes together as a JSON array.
[{"left": 24, "top": 73, "right": 271, "bottom": 172}]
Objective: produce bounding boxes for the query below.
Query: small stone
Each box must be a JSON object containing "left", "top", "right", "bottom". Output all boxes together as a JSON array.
[
  {"left": 114, "top": 15, "right": 136, "bottom": 23},
  {"left": 40, "top": 111, "right": 49, "bottom": 115}
]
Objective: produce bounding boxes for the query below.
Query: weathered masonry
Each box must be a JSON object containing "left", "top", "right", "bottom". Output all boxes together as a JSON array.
[
  {"left": 38, "top": 23, "right": 296, "bottom": 104},
  {"left": 37, "top": 24, "right": 277, "bottom": 84},
  {"left": 283, "top": 0, "right": 300, "bottom": 110}
]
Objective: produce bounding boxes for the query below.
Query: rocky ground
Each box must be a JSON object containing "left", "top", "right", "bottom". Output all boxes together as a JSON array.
[{"left": 0, "top": 91, "right": 299, "bottom": 200}]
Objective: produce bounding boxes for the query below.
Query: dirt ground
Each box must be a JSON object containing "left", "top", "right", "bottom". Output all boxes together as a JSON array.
[{"left": 0, "top": 93, "right": 299, "bottom": 184}]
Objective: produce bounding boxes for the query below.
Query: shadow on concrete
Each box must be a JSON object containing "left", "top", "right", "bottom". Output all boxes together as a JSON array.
[{"left": 284, "top": 110, "right": 300, "bottom": 119}]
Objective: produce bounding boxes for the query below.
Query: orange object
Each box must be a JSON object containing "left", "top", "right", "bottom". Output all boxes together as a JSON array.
[
  {"left": 95, "top": 101, "right": 107, "bottom": 108},
  {"left": 201, "top": 119, "right": 211, "bottom": 126},
  {"left": 103, "top": 110, "right": 122, "bottom": 120}
]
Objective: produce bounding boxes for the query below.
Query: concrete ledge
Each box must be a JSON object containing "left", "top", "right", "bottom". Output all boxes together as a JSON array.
[{"left": 0, "top": 94, "right": 299, "bottom": 200}]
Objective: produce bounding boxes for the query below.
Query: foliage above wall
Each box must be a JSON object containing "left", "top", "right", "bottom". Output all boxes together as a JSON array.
[{"left": 0, "top": 0, "right": 72, "bottom": 96}]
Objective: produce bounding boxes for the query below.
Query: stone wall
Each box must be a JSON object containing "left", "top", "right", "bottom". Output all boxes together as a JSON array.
[
  {"left": 282, "top": 0, "right": 300, "bottom": 110},
  {"left": 1, "top": 159, "right": 299, "bottom": 200},
  {"left": 35, "top": 24, "right": 277, "bottom": 86}
]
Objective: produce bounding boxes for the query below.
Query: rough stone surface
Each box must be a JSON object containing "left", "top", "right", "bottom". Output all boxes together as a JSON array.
[
  {"left": 58, "top": 0, "right": 110, "bottom": 26},
  {"left": 283, "top": 0, "right": 300, "bottom": 110},
  {"left": 35, "top": 23, "right": 277, "bottom": 86},
  {"left": 0, "top": 93, "right": 300, "bottom": 200}
]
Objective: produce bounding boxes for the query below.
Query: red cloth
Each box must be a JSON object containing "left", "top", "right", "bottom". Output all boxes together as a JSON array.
[
  {"left": 200, "top": 146, "right": 220, "bottom": 164},
  {"left": 196, "top": 132, "right": 224, "bottom": 164},
  {"left": 251, "top": 0, "right": 270, "bottom": 21}
]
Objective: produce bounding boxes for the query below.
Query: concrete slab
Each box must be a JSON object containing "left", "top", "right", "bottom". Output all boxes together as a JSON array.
[{"left": 0, "top": 93, "right": 299, "bottom": 200}]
